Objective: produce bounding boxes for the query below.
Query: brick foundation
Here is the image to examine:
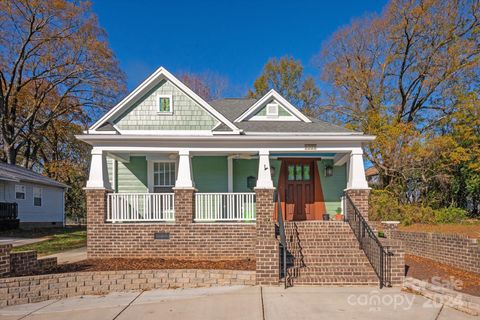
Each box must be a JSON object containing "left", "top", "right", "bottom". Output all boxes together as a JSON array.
[
  {"left": 345, "top": 189, "right": 371, "bottom": 220},
  {"left": 85, "top": 188, "right": 256, "bottom": 260},
  {"left": 255, "top": 188, "right": 279, "bottom": 285}
]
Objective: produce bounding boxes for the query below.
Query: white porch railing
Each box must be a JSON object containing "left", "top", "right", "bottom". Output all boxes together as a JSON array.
[
  {"left": 107, "top": 193, "right": 174, "bottom": 222},
  {"left": 195, "top": 193, "right": 256, "bottom": 222}
]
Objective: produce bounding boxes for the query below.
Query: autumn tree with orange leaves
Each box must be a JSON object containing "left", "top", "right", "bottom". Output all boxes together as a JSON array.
[{"left": 321, "top": 0, "right": 480, "bottom": 211}]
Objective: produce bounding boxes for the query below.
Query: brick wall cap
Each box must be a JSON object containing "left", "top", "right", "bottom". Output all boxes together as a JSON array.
[
  {"left": 253, "top": 187, "right": 276, "bottom": 191},
  {"left": 344, "top": 188, "right": 372, "bottom": 191}
]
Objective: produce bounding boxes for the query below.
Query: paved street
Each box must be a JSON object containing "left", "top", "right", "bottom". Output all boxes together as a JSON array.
[
  {"left": 0, "top": 237, "right": 49, "bottom": 248},
  {"left": 0, "top": 286, "right": 476, "bottom": 320}
]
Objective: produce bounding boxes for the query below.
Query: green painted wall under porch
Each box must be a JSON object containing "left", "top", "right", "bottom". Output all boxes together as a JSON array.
[{"left": 106, "top": 156, "right": 346, "bottom": 217}]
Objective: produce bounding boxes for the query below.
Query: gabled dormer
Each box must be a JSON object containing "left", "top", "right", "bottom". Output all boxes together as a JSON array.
[
  {"left": 88, "top": 67, "right": 240, "bottom": 135},
  {"left": 234, "top": 90, "right": 312, "bottom": 123}
]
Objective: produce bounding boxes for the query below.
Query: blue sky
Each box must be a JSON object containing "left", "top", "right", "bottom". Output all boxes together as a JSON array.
[{"left": 92, "top": 0, "right": 387, "bottom": 97}]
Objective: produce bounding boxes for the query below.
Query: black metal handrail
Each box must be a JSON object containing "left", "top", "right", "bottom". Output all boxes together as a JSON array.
[
  {"left": 344, "top": 194, "right": 391, "bottom": 288},
  {"left": 0, "top": 202, "right": 18, "bottom": 220},
  {"left": 276, "top": 193, "right": 287, "bottom": 289}
]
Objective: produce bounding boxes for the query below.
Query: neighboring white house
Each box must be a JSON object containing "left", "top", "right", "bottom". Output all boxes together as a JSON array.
[{"left": 0, "top": 162, "right": 68, "bottom": 228}]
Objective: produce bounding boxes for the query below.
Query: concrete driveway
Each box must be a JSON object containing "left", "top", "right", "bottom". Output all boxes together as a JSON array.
[{"left": 0, "top": 286, "right": 476, "bottom": 320}]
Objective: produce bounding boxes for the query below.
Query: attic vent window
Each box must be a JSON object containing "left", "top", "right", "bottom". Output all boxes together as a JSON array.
[
  {"left": 157, "top": 95, "right": 173, "bottom": 114},
  {"left": 266, "top": 103, "right": 279, "bottom": 117}
]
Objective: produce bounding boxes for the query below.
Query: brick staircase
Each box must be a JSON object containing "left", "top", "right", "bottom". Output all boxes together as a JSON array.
[{"left": 281, "top": 221, "right": 379, "bottom": 286}]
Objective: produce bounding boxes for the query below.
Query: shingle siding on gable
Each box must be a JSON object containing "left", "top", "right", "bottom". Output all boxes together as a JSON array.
[{"left": 114, "top": 80, "right": 219, "bottom": 130}]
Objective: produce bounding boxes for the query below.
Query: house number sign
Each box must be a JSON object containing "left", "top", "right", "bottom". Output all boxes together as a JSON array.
[{"left": 304, "top": 144, "right": 317, "bottom": 151}]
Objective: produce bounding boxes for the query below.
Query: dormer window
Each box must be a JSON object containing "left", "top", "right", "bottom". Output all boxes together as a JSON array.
[
  {"left": 266, "top": 103, "right": 279, "bottom": 117},
  {"left": 157, "top": 95, "right": 173, "bottom": 114}
]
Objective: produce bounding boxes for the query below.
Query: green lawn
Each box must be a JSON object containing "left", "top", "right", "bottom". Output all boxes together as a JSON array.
[{"left": 11, "top": 229, "right": 86, "bottom": 256}]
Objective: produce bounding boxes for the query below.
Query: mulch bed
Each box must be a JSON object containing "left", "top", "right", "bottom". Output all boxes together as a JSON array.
[
  {"left": 28, "top": 258, "right": 256, "bottom": 276},
  {"left": 405, "top": 254, "right": 480, "bottom": 297}
]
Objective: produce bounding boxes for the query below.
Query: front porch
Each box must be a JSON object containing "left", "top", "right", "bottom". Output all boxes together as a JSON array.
[
  {"left": 84, "top": 145, "right": 394, "bottom": 287},
  {"left": 94, "top": 150, "right": 363, "bottom": 223}
]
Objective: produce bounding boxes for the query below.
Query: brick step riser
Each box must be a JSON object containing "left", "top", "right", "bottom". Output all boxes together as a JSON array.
[
  {"left": 286, "top": 259, "right": 372, "bottom": 266},
  {"left": 286, "top": 244, "right": 361, "bottom": 249},
  {"left": 287, "top": 280, "right": 379, "bottom": 286},
  {"left": 285, "top": 236, "right": 358, "bottom": 240},
  {"left": 283, "top": 249, "right": 367, "bottom": 255},
  {"left": 288, "top": 266, "right": 377, "bottom": 273}
]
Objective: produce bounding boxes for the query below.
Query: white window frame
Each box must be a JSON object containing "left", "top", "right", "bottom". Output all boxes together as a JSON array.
[
  {"left": 157, "top": 94, "right": 173, "bottom": 114},
  {"left": 266, "top": 103, "right": 279, "bottom": 117},
  {"left": 33, "top": 187, "right": 42, "bottom": 207},
  {"left": 15, "top": 184, "right": 26, "bottom": 200},
  {"left": 153, "top": 161, "right": 177, "bottom": 189}
]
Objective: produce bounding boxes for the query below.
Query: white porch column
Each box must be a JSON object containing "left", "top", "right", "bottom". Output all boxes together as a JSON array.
[
  {"left": 175, "top": 149, "right": 194, "bottom": 189},
  {"left": 255, "top": 149, "right": 274, "bottom": 189},
  {"left": 346, "top": 148, "right": 369, "bottom": 189},
  {"left": 86, "top": 147, "right": 112, "bottom": 189}
]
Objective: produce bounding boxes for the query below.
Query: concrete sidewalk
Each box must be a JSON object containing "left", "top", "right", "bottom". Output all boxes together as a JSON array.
[
  {"left": 43, "top": 246, "right": 86, "bottom": 264},
  {"left": 0, "top": 286, "right": 476, "bottom": 320}
]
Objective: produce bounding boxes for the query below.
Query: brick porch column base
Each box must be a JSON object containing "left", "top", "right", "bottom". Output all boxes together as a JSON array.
[
  {"left": 173, "top": 188, "right": 195, "bottom": 225},
  {"left": 380, "top": 238, "right": 405, "bottom": 287},
  {"left": 345, "top": 189, "right": 371, "bottom": 221},
  {"left": 255, "top": 188, "right": 279, "bottom": 285},
  {"left": 85, "top": 188, "right": 110, "bottom": 259}
]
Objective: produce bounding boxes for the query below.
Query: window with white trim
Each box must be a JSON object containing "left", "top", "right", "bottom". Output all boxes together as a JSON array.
[
  {"left": 266, "top": 103, "right": 279, "bottom": 117},
  {"left": 15, "top": 185, "right": 26, "bottom": 200},
  {"left": 33, "top": 187, "right": 42, "bottom": 206},
  {"left": 153, "top": 162, "right": 176, "bottom": 192},
  {"left": 157, "top": 95, "right": 173, "bottom": 113}
]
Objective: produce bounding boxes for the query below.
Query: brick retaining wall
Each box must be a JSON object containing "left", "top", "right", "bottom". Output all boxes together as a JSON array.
[
  {"left": 372, "top": 221, "right": 479, "bottom": 274},
  {"left": 0, "top": 269, "right": 256, "bottom": 307},
  {"left": 0, "top": 245, "right": 11, "bottom": 276},
  {"left": 0, "top": 245, "right": 58, "bottom": 277},
  {"left": 86, "top": 189, "right": 256, "bottom": 260},
  {"left": 392, "top": 230, "right": 479, "bottom": 274}
]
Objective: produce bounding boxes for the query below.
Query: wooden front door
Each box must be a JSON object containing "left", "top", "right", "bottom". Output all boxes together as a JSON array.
[{"left": 284, "top": 159, "right": 315, "bottom": 221}]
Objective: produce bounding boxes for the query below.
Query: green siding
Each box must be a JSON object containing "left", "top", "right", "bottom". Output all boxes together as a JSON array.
[
  {"left": 192, "top": 156, "right": 228, "bottom": 192},
  {"left": 317, "top": 159, "right": 347, "bottom": 217},
  {"left": 254, "top": 99, "right": 291, "bottom": 117},
  {"left": 117, "top": 156, "right": 148, "bottom": 193},
  {"left": 232, "top": 159, "right": 281, "bottom": 192},
  {"left": 233, "top": 159, "right": 257, "bottom": 192},
  {"left": 114, "top": 79, "right": 219, "bottom": 130}
]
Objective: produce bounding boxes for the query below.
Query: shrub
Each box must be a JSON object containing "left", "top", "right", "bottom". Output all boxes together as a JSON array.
[
  {"left": 369, "top": 189, "right": 467, "bottom": 225},
  {"left": 433, "top": 207, "right": 468, "bottom": 224}
]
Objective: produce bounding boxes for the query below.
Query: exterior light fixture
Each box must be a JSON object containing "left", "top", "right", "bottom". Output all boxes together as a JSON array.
[{"left": 325, "top": 165, "right": 333, "bottom": 177}]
